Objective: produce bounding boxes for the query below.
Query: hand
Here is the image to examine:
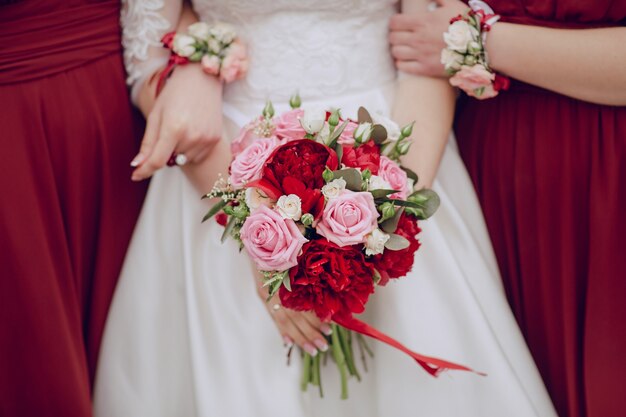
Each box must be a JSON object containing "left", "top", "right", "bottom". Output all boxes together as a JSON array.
[
  {"left": 390, "top": 0, "right": 468, "bottom": 77},
  {"left": 130, "top": 64, "right": 223, "bottom": 181},
  {"left": 256, "top": 273, "right": 332, "bottom": 357}
]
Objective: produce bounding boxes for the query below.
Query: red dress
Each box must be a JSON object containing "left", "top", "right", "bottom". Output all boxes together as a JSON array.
[
  {"left": 455, "top": 1, "right": 626, "bottom": 417},
  {"left": 0, "top": 1, "right": 146, "bottom": 415}
]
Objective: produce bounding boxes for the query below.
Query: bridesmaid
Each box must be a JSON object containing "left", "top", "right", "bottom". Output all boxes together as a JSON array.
[
  {"left": 0, "top": 0, "right": 146, "bottom": 415},
  {"left": 388, "top": 1, "right": 626, "bottom": 417}
]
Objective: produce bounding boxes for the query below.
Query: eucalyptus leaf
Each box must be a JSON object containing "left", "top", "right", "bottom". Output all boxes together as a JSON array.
[
  {"left": 333, "top": 169, "right": 362, "bottom": 191},
  {"left": 407, "top": 189, "right": 441, "bottom": 220},
  {"left": 221, "top": 216, "right": 237, "bottom": 243},
  {"left": 202, "top": 199, "right": 227, "bottom": 223},
  {"left": 371, "top": 124, "right": 388, "bottom": 145},
  {"left": 357, "top": 107, "right": 373, "bottom": 124},
  {"left": 380, "top": 207, "right": 404, "bottom": 234},
  {"left": 384, "top": 234, "right": 410, "bottom": 251},
  {"left": 375, "top": 198, "right": 422, "bottom": 208},
  {"left": 370, "top": 189, "right": 398, "bottom": 199}
]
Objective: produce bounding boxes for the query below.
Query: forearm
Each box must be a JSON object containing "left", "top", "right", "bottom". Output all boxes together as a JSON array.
[
  {"left": 488, "top": 24, "right": 626, "bottom": 105},
  {"left": 391, "top": 74, "right": 456, "bottom": 189}
]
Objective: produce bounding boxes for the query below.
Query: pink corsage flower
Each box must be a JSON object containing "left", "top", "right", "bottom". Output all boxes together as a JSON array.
[
  {"left": 220, "top": 40, "right": 249, "bottom": 83},
  {"left": 449, "top": 64, "right": 499, "bottom": 99}
]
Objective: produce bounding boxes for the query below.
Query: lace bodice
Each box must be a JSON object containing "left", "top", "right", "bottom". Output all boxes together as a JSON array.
[{"left": 121, "top": 0, "right": 398, "bottom": 104}]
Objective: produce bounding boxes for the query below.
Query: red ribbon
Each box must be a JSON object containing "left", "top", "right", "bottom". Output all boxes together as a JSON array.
[
  {"left": 333, "top": 313, "right": 485, "bottom": 377},
  {"left": 155, "top": 31, "right": 190, "bottom": 96}
]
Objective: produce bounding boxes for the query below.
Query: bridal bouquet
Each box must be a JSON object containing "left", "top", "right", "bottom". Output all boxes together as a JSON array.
[{"left": 203, "top": 97, "right": 475, "bottom": 398}]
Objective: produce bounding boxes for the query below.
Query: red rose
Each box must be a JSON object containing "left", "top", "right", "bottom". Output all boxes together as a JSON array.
[
  {"left": 341, "top": 140, "right": 380, "bottom": 175},
  {"left": 215, "top": 212, "right": 228, "bottom": 227},
  {"left": 372, "top": 213, "right": 421, "bottom": 285},
  {"left": 251, "top": 139, "right": 338, "bottom": 216},
  {"left": 279, "top": 239, "right": 375, "bottom": 322}
]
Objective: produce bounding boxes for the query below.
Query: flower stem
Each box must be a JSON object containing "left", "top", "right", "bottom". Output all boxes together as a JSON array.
[
  {"left": 331, "top": 324, "right": 349, "bottom": 399},
  {"left": 300, "top": 352, "right": 312, "bottom": 392}
]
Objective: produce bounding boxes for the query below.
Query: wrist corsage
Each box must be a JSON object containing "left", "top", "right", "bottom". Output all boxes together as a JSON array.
[
  {"left": 157, "top": 22, "right": 249, "bottom": 94},
  {"left": 441, "top": 0, "right": 509, "bottom": 99}
]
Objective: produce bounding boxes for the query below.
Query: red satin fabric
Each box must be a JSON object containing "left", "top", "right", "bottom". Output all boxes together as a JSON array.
[
  {"left": 0, "top": 1, "right": 146, "bottom": 416},
  {"left": 333, "top": 314, "right": 482, "bottom": 376},
  {"left": 456, "top": 1, "right": 626, "bottom": 417}
]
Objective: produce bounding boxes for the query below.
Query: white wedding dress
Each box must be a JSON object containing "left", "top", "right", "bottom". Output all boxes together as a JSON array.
[{"left": 94, "top": 1, "right": 557, "bottom": 416}]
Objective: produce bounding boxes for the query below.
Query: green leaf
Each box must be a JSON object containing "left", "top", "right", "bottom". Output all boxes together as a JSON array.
[
  {"left": 334, "top": 141, "right": 343, "bottom": 164},
  {"left": 332, "top": 168, "right": 362, "bottom": 191},
  {"left": 407, "top": 189, "right": 441, "bottom": 220},
  {"left": 221, "top": 215, "right": 237, "bottom": 243},
  {"left": 282, "top": 273, "right": 292, "bottom": 292},
  {"left": 372, "top": 268, "right": 382, "bottom": 285},
  {"left": 370, "top": 189, "right": 398, "bottom": 199},
  {"left": 327, "top": 120, "right": 349, "bottom": 148},
  {"left": 357, "top": 107, "right": 373, "bottom": 124},
  {"left": 401, "top": 166, "right": 419, "bottom": 183},
  {"left": 384, "top": 234, "right": 410, "bottom": 251},
  {"left": 202, "top": 199, "right": 227, "bottom": 223},
  {"left": 380, "top": 207, "right": 404, "bottom": 234},
  {"left": 375, "top": 198, "right": 422, "bottom": 208},
  {"left": 371, "top": 124, "right": 388, "bottom": 145}
]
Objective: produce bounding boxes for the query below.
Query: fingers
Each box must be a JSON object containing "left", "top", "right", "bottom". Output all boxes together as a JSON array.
[
  {"left": 391, "top": 44, "right": 419, "bottom": 61},
  {"left": 268, "top": 305, "right": 329, "bottom": 356},
  {"left": 132, "top": 118, "right": 181, "bottom": 181},
  {"left": 388, "top": 30, "right": 415, "bottom": 47},
  {"left": 302, "top": 311, "right": 332, "bottom": 337},
  {"left": 131, "top": 110, "right": 161, "bottom": 170},
  {"left": 389, "top": 13, "right": 422, "bottom": 31}
]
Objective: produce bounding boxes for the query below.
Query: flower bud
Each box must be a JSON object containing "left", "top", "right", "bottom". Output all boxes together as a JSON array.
[
  {"left": 289, "top": 92, "right": 302, "bottom": 109},
  {"left": 322, "top": 167, "right": 334, "bottom": 183},
  {"left": 361, "top": 168, "right": 372, "bottom": 181},
  {"left": 400, "top": 122, "right": 414, "bottom": 138},
  {"left": 353, "top": 122, "right": 373, "bottom": 144},
  {"left": 300, "top": 213, "right": 314, "bottom": 226},
  {"left": 467, "top": 41, "right": 482, "bottom": 55},
  {"left": 262, "top": 100, "right": 275, "bottom": 118},
  {"left": 396, "top": 140, "right": 412, "bottom": 155},
  {"left": 328, "top": 110, "right": 340, "bottom": 127},
  {"left": 300, "top": 108, "right": 326, "bottom": 134},
  {"left": 379, "top": 202, "right": 396, "bottom": 222},
  {"left": 464, "top": 55, "right": 477, "bottom": 66}
]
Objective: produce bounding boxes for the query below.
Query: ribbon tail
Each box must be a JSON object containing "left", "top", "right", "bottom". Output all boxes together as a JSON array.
[{"left": 333, "top": 314, "right": 485, "bottom": 377}]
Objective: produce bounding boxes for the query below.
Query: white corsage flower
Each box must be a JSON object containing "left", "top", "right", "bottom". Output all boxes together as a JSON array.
[
  {"left": 187, "top": 22, "right": 211, "bottom": 40},
  {"left": 172, "top": 34, "right": 196, "bottom": 57},
  {"left": 300, "top": 108, "right": 326, "bottom": 134},
  {"left": 276, "top": 194, "right": 302, "bottom": 221},
  {"left": 440, "top": 48, "right": 464, "bottom": 72},
  {"left": 365, "top": 228, "right": 390, "bottom": 256},
  {"left": 443, "top": 20, "right": 478, "bottom": 53},
  {"left": 210, "top": 22, "right": 237, "bottom": 44},
  {"left": 322, "top": 178, "right": 347, "bottom": 200},
  {"left": 245, "top": 187, "right": 272, "bottom": 211},
  {"left": 372, "top": 113, "right": 401, "bottom": 142}
]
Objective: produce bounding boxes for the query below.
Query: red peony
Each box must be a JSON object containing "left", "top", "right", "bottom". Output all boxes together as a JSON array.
[
  {"left": 279, "top": 239, "right": 375, "bottom": 322},
  {"left": 372, "top": 213, "right": 421, "bottom": 285},
  {"left": 341, "top": 140, "right": 381, "bottom": 175},
  {"left": 251, "top": 139, "right": 338, "bottom": 216}
]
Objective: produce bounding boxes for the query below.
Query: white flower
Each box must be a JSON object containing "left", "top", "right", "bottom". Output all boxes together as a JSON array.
[
  {"left": 245, "top": 187, "right": 272, "bottom": 211},
  {"left": 322, "top": 178, "right": 347, "bottom": 200},
  {"left": 207, "top": 37, "right": 222, "bottom": 54},
  {"left": 300, "top": 108, "right": 326, "bottom": 134},
  {"left": 368, "top": 175, "right": 392, "bottom": 191},
  {"left": 172, "top": 34, "right": 196, "bottom": 57},
  {"left": 276, "top": 194, "right": 302, "bottom": 221},
  {"left": 440, "top": 48, "right": 464, "bottom": 72},
  {"left": 443, "top": 20, "right": 478, "bottom": 53},
  {"left": 210, "top": 22, "right": 237, "bottom": 44},
  {"left": 354, "top": 122, "right": 373, "bottom": 143},
  {"left": 372, "top": 113, "right": 401, "bottom": 142},
  {"left": 187, "top": 22, "right": 211, "bottom": 40},
  {"left": 365, "top": 228, "right": 390, "bottom": 256}
]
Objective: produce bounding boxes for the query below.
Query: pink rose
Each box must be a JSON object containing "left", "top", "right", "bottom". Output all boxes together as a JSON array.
[
  {"left": 220, "top": 40, "right": 249, "bottom": 83},
  {"left": 316, "top": 191, "right": 379, "bottom": 247},
  {"left": 229, "top": 137, "right": 278, "bottom": 188},
  {"left": 273, "top": 109, "right": 306, "bottom": 140},
  {"left": 201, "top": 55, "right": 221, "bottom": 76},
  {"left": 230, "top": 116, "right": 266, "bottom": 157},
  {"left": 378, "top": 156, "right": 409, "bottom": 199},
  {"left": 240, "top": 205, "right": 308, "bottom": 271},
  {"left": 449, "top": 64, "right": 498, "bottom": 99},
  {"left": 337, "top": 120, "right": 358, "bottom": 145}
]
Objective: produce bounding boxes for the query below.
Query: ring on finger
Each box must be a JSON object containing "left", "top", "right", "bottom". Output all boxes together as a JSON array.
[{"left": 272, "top": 303, "right": 281, "bottom": 312}]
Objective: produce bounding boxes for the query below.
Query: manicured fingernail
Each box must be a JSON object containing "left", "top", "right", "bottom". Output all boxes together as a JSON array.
[
  {"left": 283, "top": 336, "right": 294, "bottom": 348},
  {"left": 303, "top": 343, "right": 318, "bottom": 357},
  {"left": 314, "top": 338, "right": 329, "bottom": 352},
  {"left": 320, "top": 324, "right": 332, "bottom": 336},
  {"left": 130, "top": 153, "right": 145, "bottom": 167},
  {"left": 131, "top": 173, "right": 142, "bottom": 182}
]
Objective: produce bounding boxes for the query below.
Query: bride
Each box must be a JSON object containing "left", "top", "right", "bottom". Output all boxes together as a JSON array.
[{"left": 94, "top": 0, "right": 557, "bottom": 416}]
